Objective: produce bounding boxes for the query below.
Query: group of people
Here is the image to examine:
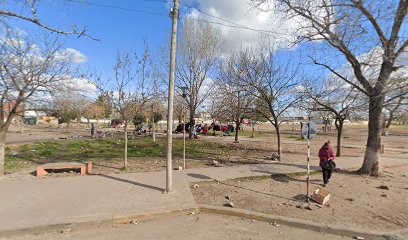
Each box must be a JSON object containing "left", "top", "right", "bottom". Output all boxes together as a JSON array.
[{"left": 175, "top": 122, "right": 236, "bottom": 137}]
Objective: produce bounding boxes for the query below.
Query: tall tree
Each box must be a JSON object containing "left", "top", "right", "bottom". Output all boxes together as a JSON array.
[
  {"left": 216, "top": 53, "right": 254, "bottom": 143},
  {"left": 253, "top": 0, "right": 408, "bottom": 175},
  {"left": 96, "top": 46, "right": 153, "bottom": 169},
  {"left": 176, "top": 18, "right": 222, "bottom": 138},
  {"left": 0, "top": 28, "right": 81, "bottom": 174},
  {"left": 305, "top": 76, "right": 365, "bottom": 157},
  {"left": 239, "top": 48, "right": 302, "bottom": 160}
]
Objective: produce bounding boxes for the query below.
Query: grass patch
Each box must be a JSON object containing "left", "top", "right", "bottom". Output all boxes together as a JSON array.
[
  {"left": 4, "top": 136, "right": 232, "bottom": 170},
  {"left": 288, "top": 135, "right": 304, "bottom": 141},
  {"left": 238, "top": 130, "right": 264, "bottom": 138}
]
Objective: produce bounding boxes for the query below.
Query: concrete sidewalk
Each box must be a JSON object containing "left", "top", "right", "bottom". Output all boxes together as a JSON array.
[
  {"left": 0, "top": 155, "right": 405, "bottom": 234},
  {"left": 0, "top": 171, "right": 196, "bottom": 233}
]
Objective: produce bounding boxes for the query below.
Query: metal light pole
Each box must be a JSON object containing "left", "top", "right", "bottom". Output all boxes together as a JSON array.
[
  {"left": 181, "top": 86, "right": 188, "bottom": 170},
  {"left": 307, "top": 121, "right": 310, "bottom": 203},
  {"left": 165, "top": 0, "right": 179, "bottom": 193}
]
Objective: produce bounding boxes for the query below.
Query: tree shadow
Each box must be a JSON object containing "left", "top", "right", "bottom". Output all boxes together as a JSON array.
[
  {"left": 252, "top": 162, "right": 321, "bottom": 171},
  {"left": 219, "top": 181, "right": 303, "bottom": 203},
  {"left": 97, "top": 174, "right": 164, "bottom": 192},
  {"left": 187, "top": 173, "right": 212, "bottom": 180}
]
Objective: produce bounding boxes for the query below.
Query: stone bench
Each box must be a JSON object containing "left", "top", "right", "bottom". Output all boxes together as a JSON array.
[{"left": 36, "top": 162, "right": 92, "bottom": 177}]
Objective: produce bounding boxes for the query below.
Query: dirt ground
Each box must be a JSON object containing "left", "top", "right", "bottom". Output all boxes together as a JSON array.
[
  {"left": 3, "top": 123, "right": 407, "bottom": 179},
  {"left": 5, "top": 125, "right": 90, "bottom": 145},
  {"left": 4, "top": 213, "right": 349, "bottom": 240},
  {"left": 192, "top": 165, "right": 408, "bottom": 232},
  {"left": 199, "top": 122, "right": 408, "bottom": 163}
]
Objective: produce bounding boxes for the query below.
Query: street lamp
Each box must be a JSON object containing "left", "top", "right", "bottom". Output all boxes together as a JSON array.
[{"left": 181, "top": 86, "right": 188, "bottom": 170}]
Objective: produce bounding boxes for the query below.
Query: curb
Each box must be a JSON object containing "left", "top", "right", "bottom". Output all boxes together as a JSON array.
[
  {"left": 197, "top": 204, "right": 403, "bottom": 240},
  {"left": 0, "top": 207, "right": 198, "bottom": 238},
  {"left": 0, "top": 205, "right": 405, "bottom": 240}
]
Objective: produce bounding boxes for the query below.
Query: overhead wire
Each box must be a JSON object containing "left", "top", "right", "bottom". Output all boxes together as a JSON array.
[{"left": 68, "top": 0, "right": 295, "bottom": 38}]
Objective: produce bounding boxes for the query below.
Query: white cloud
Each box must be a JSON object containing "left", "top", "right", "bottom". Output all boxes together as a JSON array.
[
  {"left": 65, "top": 77, "right": 97, "bottom": 95},
  {"left": 185, "top": 0, "right": 302, "bottom": 53},
  {"left": 58, "top": 48, "right": 88, "bottom": 64}
]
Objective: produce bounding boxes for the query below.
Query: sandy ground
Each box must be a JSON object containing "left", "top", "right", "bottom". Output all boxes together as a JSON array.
[
  {"left": 5, "top": 126, "right": 90, "bottom": 145},
  {"left": 3, "top": 213, "right": 349, "bottom": 240},
  {"left": 192, "top": 165, "right": 408, "bottom": 232}
]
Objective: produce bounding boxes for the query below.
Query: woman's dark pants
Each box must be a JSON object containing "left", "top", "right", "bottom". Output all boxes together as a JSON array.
[{"left": 322, "top": 167, "right": 332, "bottom": 184}]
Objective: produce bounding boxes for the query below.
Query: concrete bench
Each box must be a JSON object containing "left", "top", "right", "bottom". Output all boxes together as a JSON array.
[{"left": 36, "top": 162, "right": 92, "bottom": 177}]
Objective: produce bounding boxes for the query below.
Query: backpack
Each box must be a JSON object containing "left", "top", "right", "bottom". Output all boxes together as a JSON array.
[{"left": 323, "top": 160, "right": 336, "bottom": 170}]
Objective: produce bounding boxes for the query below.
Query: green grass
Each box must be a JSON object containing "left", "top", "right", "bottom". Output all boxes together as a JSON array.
[
  {"left": 288, "top": 135, "right": 304, "bottom": 141},
  {"left": 237, "top": 130, "right": 265, "bottom": 138},
  {"left": 4, "top": 136, "right": 232, "bottom": 170}
]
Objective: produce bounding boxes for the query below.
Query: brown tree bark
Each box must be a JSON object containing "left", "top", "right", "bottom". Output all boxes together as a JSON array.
[
  {"left": 335, "top": 118, "right": 344, "bottom": 157},
  {"left": 275, "top": 124, "right": 282, "bottom": 160},
  {"left": 359, "top": 94, "right": 384, "bottom": 175},
  {"left": 188, "top": 106, "right": 195, "bottom": 139},
  {"left": 234, "top": 121, "right": 240, "bottom": 143},
  {"left": 0, "top": 131, "right": 5, "bottom": 175},
  {"left": 381, "top": 112, "right": 393, "bottom": 136},
  {"left": 124, "top": 124, "right": 128, "bottom": 169}
]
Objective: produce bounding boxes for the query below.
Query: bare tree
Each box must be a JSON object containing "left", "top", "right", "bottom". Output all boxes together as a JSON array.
[
  {"left": 97, "top": 46, "right": 153, "bottom": 169},
  {"left": 305, "top": 76, "right": 365, "bottom": 156},
  {"left": 0, "top": 0, "right": 96, "bottom": 39},
  {"left": 176, "top": 18, "right": 222, "bottom": 138},
  {"left": 239, "top": 48, "right": 302, "bottom": 160},
  {"left": 51, "top": 94, "right": 88, "bottom": 127},
  {"left": 382, "top": 80, "right": 408, "bottom": 135},
  {"left": 0, "top": 28, "right": 81, "bottom": 174},
  {"left": 253, "top": 0, "right": 408, "bottom": 175},
  {"left": 82, "top": 101, "right": 106, "bottom": 126},
  {"left": 216, "top": 54, "right": 254, "bottom": 143}
]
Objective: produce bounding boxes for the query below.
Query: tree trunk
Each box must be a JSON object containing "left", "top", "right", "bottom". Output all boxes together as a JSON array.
[
  {"left": 251, "top": 121, "right": 255, "bottom": 138},
  {"left": 124, "top": 124, "right": 128, "bottom": 169},
  {"left": 382, "top": 112, "right": 393, "bottom": 136},
  {"left": 0, "top": 131, "right": 5, "bottom": 175},
  {"left": 359, "top": 95, "right": 384, "bottom": 176},
  {"left": 188, "top": 106, "right": 195, "bottom": 139},
  {"left": 18, "top": 116, "right": 24, "bottom": 133},
  {"left": 276, "top": 125, "right": 281, "bottom": 160},
  {"left": 335, "top": 119, "right": 343, "bottom": 157},
  {"left": 152, "top": 122, "right": 156, "bottom": 142},
  {"left": 234, "top": 121, "right": 240, "bottom": 143}
]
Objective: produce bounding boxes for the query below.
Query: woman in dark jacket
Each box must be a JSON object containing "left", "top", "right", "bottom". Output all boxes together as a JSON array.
[{"left": 318, "top": 141, "right": 335, "bottom": 187}]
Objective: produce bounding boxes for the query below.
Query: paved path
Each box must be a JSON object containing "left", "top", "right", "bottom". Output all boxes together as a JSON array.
[
  {"left": 0, "top": 171, "right": 196, "bottom": 233},
  {"left": 0, "top": 155, "right": 405, "bottom": 234}
]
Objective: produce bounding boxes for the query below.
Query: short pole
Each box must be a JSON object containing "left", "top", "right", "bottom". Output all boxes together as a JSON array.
[
  {"left": 183, "top": 97, "right": 186, "bottom": 170},
  {"left": 306, "top": 122, "right": 310, "bottom": 203}
]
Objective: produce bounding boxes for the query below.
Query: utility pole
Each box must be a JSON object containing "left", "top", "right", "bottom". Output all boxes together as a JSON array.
[{"left": 165, "top": 0, "right": 179, "bottom": 193}]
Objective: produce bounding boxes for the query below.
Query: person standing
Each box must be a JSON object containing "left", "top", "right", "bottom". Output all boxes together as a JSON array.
[{"left": 318, "top": 141, "right": 336, "bottom": 187}]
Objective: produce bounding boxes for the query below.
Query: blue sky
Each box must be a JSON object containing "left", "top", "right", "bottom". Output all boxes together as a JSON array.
[
  {"left": 7, "top": 0, "right": 404, "bottom": 95},
  {"left": 40, "top": 0, "right": 173, "bottom": 78},
  {"left": 7, "top": 0, "right": 326, "bottom": 79}
]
